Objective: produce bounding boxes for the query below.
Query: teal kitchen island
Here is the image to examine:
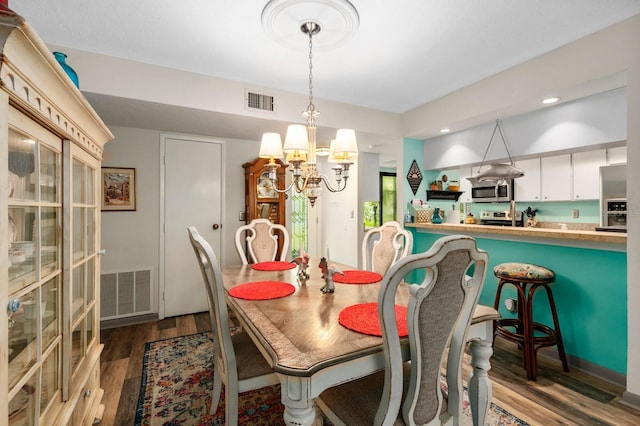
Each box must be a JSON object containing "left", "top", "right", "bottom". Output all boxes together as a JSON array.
[{"left": 406, "top": 222, "right": 627, "bottom": 381}]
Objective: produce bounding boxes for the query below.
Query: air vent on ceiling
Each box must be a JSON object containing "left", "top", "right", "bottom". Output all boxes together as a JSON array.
[{"left": 246, "top": 90, "right": 275, "bottom": 112}]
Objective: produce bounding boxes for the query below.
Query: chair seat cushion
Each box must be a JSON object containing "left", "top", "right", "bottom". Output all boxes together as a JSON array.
[
  {"left": 232, "top": 331, "right": 275, "bottom": 379},
  {"left": 493, "top": 262, "right": 555, "bottom": 282},
  {"left": 316, "top": 363, "right": 447, "bottom": 425}
]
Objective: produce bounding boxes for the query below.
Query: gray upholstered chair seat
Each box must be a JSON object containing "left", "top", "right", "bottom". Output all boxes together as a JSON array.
[
  {"left": 318, "top": 362, "right": 450, "bottom": 425},
  {"left": 232, "top": 332, "right": 274, "bottom": 380}
]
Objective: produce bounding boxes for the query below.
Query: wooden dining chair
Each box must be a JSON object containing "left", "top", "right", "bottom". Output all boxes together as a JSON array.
[
  {"left": 187, "top": 226, "right": 279, "bottom": 424},
  {"left": 316, "top": 235, "right": 488, "bottom": 426},
  {"left": 234, "top": 218, "right": 290, "bottom": 264},
  {"left": 362, "top": 220, "right": 413, "bottom": 275}
]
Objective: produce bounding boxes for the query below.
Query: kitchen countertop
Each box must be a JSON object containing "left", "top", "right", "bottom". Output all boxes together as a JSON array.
[{"left": 405, "top": 222, "right": 626, "bottom": 247}]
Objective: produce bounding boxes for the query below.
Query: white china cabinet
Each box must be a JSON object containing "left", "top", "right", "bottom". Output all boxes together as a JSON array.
[{"left": 1, "top": 11, "right": 113, "bottom": 425}]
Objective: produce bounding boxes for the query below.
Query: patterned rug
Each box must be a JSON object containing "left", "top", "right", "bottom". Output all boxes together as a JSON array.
[{"left": 135, "top": 332, "right": 529, "bottom": 425}]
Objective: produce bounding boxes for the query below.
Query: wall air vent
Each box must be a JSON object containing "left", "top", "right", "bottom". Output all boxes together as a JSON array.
[
  {"left": 101, "top": 268, "right": 152, "bottom": 320},
  {"left": 246, "top": 90, "right": 275, "bottom": 112}
]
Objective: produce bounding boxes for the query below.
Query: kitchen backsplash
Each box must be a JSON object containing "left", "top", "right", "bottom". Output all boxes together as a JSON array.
[{"left": 423, "top": 199, "right": 600, "bottom": 225}]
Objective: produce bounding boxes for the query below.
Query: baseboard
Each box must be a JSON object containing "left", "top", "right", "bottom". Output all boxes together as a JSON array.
[
  {"left": 538, "top": 347, "right": 626, "bottom": 388},
  {"left": 620, "top": 391, "right": 640, "bottom": 410},
  {"left": 100, "top": 313, "right": 159, "bottom": 330}
]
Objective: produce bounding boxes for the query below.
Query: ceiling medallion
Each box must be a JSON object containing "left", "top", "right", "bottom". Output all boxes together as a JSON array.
[{"left": 261, "top": 0, "right": 360, "bottom": 50}]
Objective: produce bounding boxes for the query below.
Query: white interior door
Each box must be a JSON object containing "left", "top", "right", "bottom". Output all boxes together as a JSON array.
[{"left": 162, "top": 135, "right": 223, "bottom": 317}]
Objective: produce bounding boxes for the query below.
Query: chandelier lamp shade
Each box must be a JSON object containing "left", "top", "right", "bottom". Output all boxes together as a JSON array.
[{"left": 259, "top": 20, "right": 358, "bottom": 207}]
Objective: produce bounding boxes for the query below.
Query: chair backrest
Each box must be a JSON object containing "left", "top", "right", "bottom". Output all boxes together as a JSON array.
[
  {"left": 234, "top": 218, "right": 290, "bottom": 264},
  {"left": 187, "top": 226, "right": 239, "bottom": 384},
  {"left": 375, "top": 235, "right": 488, "bottom": 425},
  {"left": 362, "top": 221, "right": 413, "bottom": 275}
]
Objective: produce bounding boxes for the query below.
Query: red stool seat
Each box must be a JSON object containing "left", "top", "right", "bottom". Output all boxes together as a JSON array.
[{"left": 493, "top": 262, "right": 569, "bottom": 380}]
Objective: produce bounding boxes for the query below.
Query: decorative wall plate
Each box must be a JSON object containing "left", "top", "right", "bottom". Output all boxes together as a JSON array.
[{"left": 406, "top": 160, "right": 423, "bottom": 195}]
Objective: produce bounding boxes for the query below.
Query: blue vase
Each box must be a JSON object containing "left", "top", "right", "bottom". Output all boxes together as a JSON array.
[
  {"left": 53, "top": 51, "right": 79, "bottom": 88},
  {"left": 432, "top": 208, "right": 442, "bottom": 224}
]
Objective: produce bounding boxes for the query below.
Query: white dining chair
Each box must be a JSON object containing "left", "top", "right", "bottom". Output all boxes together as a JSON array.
[
  {"left": 187, "top": 226, "right": 279, "bottom": 424},
  {"left": 316, "top": 235, "right": 489, "bottom": 426},
  {"left": 362, "top": 220, "right": 413, "bottom": 275},
  {"left": 234, "top": 218, "right": 290, "bottom": 264}
]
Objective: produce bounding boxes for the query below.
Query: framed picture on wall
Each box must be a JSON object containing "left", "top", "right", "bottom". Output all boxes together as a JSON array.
[{"left": 102, "top": 167, "right": 137, "bottom": 211}]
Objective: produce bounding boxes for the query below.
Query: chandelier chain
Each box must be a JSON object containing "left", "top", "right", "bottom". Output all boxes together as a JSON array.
[{"left": 307, "top": 27, "right": 314, "bottom": 112}]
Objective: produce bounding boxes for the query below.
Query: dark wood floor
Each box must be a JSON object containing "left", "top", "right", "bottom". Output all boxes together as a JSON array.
[{"left": 99, "top": 312, "right": 640, "bottom": 425}]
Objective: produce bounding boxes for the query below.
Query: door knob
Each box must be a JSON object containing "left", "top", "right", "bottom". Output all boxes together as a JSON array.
[{"left": 212, "top": 224, "right": 220, "bottom": 230}]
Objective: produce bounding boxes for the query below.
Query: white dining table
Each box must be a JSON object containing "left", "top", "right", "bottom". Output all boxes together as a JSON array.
[{"left": 221, "top": 260, "right": 499, "bottom": 426}]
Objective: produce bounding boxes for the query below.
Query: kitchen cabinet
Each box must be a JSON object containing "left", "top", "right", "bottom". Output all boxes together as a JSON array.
[
  {"left": 2, "top": 13, "right": 113, "bottom": 425},
  {"left": 607, "top": 146, "right": 627, "bottom": 165},
  {"left": 572, "top": 150, "right": 606, "bottom": 200},
  {"left": 514, "top": 158, "right": 541, "bottom": 201},
  {"left": 541, "top": 154, "right": 571, "bottom": 201}
]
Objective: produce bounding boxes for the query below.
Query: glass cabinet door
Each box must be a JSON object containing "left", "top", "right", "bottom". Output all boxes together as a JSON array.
[
  {"left": 7, "top": 109, "right": 63, "bottom": 425},
  {"left": 63, "top": 141, "right": 100, "bottom": 398}
]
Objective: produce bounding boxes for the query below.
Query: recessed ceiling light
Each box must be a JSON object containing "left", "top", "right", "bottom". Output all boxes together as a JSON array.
[
  {"left": 542, "top": 97, "right": 560, "bottom": 104},
  {"left": 440, "top": 128, "right": 451, "bottom": 133}
]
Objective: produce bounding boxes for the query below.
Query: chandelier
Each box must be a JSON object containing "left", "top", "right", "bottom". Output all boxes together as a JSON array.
[{"left": 258, "top": 21, "right": 358, "bottom": 207}]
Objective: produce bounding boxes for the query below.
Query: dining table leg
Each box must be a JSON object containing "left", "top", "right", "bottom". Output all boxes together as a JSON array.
[
  {"left": 279, "top": 375, "right": 323, "bottom": 426},
  {"left": 467, "top": 337, "right": 494, "bottom": 426}
]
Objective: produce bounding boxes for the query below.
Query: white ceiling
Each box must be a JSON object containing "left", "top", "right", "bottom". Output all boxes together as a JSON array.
[{"left": 8, "top": 0, "right": 640, "bottom": 162}]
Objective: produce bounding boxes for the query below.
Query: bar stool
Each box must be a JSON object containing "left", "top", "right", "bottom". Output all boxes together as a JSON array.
[{"left": 493, "top": 262, "right": 569, "bottom": 380}]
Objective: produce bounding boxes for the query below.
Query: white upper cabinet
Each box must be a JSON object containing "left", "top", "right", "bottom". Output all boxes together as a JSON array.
[
  {"left": 572, "top": 150, "right": 607, "bottom": 200},
  {"left": 541, "top": 154, "right": 572, "bottom": 201},
  {"left": 607, "top": 146, "right": 627, "bottom": 164},
  {"left": 514, "top": 158, "right": 541, "bottom": 202}
]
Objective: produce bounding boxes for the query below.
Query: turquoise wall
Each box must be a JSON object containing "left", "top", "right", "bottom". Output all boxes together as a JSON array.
[{"left": 409, "top": 229, "right": 628, "bottom": 374}]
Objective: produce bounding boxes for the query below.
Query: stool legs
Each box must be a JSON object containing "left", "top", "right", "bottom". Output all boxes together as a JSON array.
[
  {"left": 533, "top": 284, "right": 570, "bottom": 373},
  {"left": 494, "top": 279, "right": 569, "bottom": 380}
]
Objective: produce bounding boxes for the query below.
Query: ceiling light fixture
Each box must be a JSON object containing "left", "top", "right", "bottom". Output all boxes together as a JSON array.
[
  {"left": 259, "top": 19, "right": 358, "bottom": 207},
  {"left": 542, "top": 97, "right": 560, "bottom": 104},
  {"left": 440, "top": 128, "right": 451, "bottom": 133}
]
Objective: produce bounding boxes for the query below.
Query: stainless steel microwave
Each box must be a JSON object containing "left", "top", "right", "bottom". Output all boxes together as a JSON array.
[{"left": 470, "top": 180, "right": 513, "bottom": 203}]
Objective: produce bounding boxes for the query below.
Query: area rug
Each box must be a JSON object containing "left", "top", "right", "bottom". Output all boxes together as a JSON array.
[{"left": 135, "top": 332, "right": 529, "bottom": 425}]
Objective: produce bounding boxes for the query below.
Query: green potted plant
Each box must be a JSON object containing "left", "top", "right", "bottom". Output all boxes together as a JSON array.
[{"left": 429, "top": 180, "right": 438, "bottom": 190}]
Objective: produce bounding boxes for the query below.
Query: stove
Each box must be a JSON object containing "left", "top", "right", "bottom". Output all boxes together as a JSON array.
[{"left": 479, "top": 210, "right": 524, "bottom": 227}]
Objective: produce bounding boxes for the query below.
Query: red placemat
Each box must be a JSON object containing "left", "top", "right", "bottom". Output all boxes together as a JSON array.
[
  {"left": 229, "top": 281, "right": 295, "bottom": 300},
  {"left": 333, "top": 270, "right": 383, "bottom": 284},
  {"left": 251, "top": 261, "right": 296, "bottom": 271},
  {"left": 338, "top": 302, "right": 408, "bottom": 337}
]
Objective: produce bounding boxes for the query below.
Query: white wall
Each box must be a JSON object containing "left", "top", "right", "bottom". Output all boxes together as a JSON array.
[
  {"left": 101, "top": 127, "right": 161, "bottom": 292},
  {"left": 319, "top": 158, "right": 359, "bottom": 267},
  {"left": 101, "top": 125, "right": 260, "bottom": 289}
]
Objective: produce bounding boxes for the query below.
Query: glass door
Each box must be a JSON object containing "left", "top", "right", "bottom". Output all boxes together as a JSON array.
[
  {"left": 62, "top": 141, "right": 100, "bottom": 399},
  {"left": 7, "top": 109, "right": 63, "bottom": 425},
  {"left": 379, "top": 172, "right": 397, "bottom": 223}
]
